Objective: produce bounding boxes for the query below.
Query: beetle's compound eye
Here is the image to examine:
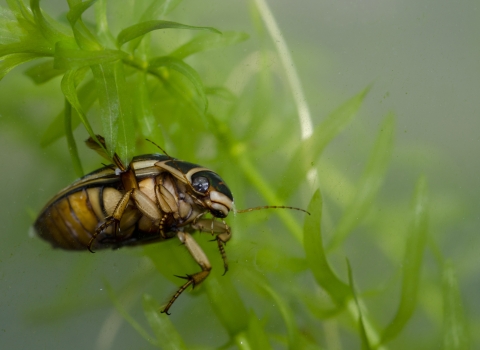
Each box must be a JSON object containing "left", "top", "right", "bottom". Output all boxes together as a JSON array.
[{"left": 192, "top": 176, "right": 209, "bottom": 193}]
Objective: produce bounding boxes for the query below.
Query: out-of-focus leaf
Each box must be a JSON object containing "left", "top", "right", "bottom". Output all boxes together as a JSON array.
[
  {"left": 303, "top": 190, "right": 351, "bottom": 305},
  {"left": 64, "top": 99, "right": 84, "bottom": 177},
  {"left": 442, "top": 260, "right": 470, "bottom": 350},
  {"left": 139, "top": 0, "right": 184, "bottom": 22},
  {"left": 205, "top": 273, "right": 249, "bottom": 337},
  {"left": 113, "top": 60, "right": 135, "bottom": 165},
  {"left": 346, "top": 260, "right": 371, "bottom": 350},
  {"left": 117, "top": 20, "right": 220, "bottom": 47},
  {"left": 30, "top": 0, "right": 71, "bottom": 43},
  {"left": 142, "top": 294, "right": 187, "bottom": 350},
  {"left": 171, "top": 31, "right": 249, "bottom": 59},
  {"left": 327, "top": 113, "right": 395, "bottom": 251},
  {"left": 205, "top": 86, "right": 237, "bottom": 102},
  {"left": 279, "top": 86, "right": 370, "bottom": 200},
  {"left": 134, "top": 72, "right": 164, "bottom": 143},
  {"left": 240, "top": 312, "right": 272, "bottom": 350},
  {"left": 91, "top": 62, "right": 120, "bottom": 160},
  {"left": 247, "top": 272, "right": 299, "bottom": 348},
  {"left": 24, "top": 59, "right": 65, "bottom": 84},
  {"left": 54, "top": 41, "right": 124, "bottom": 70},
  {"left": 104, "top": 281, "right": 158, "bottom": 347},
  {"left": 0, "top": 39, "right": 53, "bottom": 58},
  {"left": 149, "top": 56, "right": 208, "bottom": 112},
  {"left": 381, "top": 175, "right": 428, "bottom": 344},
  {"left": 6, "top": 0, "right": 34, "bottom": 22},
  {"left": 41, "top": 78, "right": 97, "bottom": 147},
  {"left": 66, "top": 0, "right": 102, "bottom": 50},
  {"left": 61, "top": 70, "right": 99, "bottom": 144},
  {"left": 94, "top": 0, "right": 116, "bottom": 47},
  {"left": 0, "top": 53, "right": 42, "bottom": 80}
]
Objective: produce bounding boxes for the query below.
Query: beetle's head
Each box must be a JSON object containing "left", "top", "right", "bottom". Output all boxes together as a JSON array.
[{"left": 189, "top": 171, "right": 233, "bottom": 218}]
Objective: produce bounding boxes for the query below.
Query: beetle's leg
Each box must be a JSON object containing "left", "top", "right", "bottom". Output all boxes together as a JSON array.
[
  {"left": 191, "top": 219, "right": 231, "bottom": 275},
  {"left": 162, "top": 231, "right": 211, "bottom": 315},
  {"left": 88, "top": 189, "right": 134, "bottom": 252}
]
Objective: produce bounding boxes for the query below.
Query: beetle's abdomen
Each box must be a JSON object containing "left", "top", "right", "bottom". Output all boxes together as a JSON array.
[
  {"left": 35, "top": 188, "right": 100, "bottom": 249},
  {"left": 35, "top": 186, "right": 139, "bottom": 250}
]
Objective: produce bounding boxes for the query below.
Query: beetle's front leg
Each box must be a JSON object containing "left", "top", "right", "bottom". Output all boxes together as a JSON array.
[
  {"left": 191, "top": 219, "right": 231, "bottom": 275},
  {"left": 162, "top": 231, "right": 211, "bottom": 315}
]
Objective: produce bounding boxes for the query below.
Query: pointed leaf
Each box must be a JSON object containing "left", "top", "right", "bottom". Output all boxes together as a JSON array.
[
  {"left": 327, "top": 113, "right": 395, "bottom": 251},
  {"left": 279, "top": 86, "right": 370, "bottom": 200},
  {"left": 61, "top": 70, "right": 98, "bottom": 143},
  {"left": 41, "top": 78, "right": 97, "bottom": 147},
  {"left": 24, "top": 59, "right": 65, "bottom": 84},
  {"left": 149, "top": 56, "right": 208, "bottom": 112},
  {"left": 117, "top": 20, "right": 220, "bottom": 47},
  {"left": 54, "top": 40, "right": 124, "bottom": 70},
  {"left": 91, "top": 63, "right": 118, "bottom": 159},
  {"left": 303, "top": 189, "right": 351, "bottom": 305},
  {"left": 381, "top": 175, "right": 428, "bottom": 344},
  {"left": 242, "top": 312, "right": 272, "bottom": 350},
  {"left": 103, "top": 281, "right": 158, "bottom": 347},
  {"left": 171, "top": 31, "right": 249, "bottom": 59},
  {"left": 346, "top": 260, "right": 372, "bottom": 350},
  {"left": 442, "top": 260, "right": 470, "bottom": 350},
  {"left": 64, "top": 99, "right": 84, "bottom": 177},
  {"left": 142, "top": 294, "right": 187, "bottom": 350},
  {"left": 114, "top": 61, "right": 135, "bottom": 165},
  {"left": 0, "top": 53, "right": 42, "bottom": 81},
  {"left": 66, "top": 0, "right": 102, "bottom": 50},
  {"left": 30, "top": 0, "right": 71, "bottom": 43}
]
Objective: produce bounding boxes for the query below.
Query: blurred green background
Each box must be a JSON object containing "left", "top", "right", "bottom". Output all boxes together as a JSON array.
[{"left": 0, "top": 0, "right": 478, "bottom": 349}]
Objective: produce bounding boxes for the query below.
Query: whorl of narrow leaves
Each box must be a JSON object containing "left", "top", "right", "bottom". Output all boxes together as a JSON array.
[{"left": 0, "top": 1, "right": 226, "bottom": 166}]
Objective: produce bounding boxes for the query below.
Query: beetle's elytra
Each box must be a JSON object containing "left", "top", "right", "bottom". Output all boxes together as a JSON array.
[{"left": 35, "top": 136, "right": 234, "bottom": 314}]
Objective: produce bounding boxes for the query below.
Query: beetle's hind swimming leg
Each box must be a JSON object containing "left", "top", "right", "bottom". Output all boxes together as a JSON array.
[
  {"left": 88, "top": 189, "right": 134, "bottom": 252},
  {"left": 162, "top": 231, "right": 212, "bottom": 315}
]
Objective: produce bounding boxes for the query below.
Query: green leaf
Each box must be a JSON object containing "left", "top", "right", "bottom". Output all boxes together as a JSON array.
[
  {"left": 247, "top": 272, "right": 299, "bottom": 348},
  {"left": 64, "top": 99, "right": 84, "bottom": 177},
  {"left": 303, "top": 189, "right": 351, "bottom": 305},
  {"left": 0, "top": 53, "right": 42, "bottom": 81},
  {"left": 170, "top": 31, "right": 249, "bottom": 59},
  {"left": 327, "top": 113, "right": 395, "bottom": 251},
  {"left": 205, "top": 274, "right": 249, "bottom": 337},
  {"left": 61, "top": 70, "right": 99, "bottom": 145},
  {"left": 279, "top": 86, "right": 370, "bottom": 201},
  {"left": 41, "top": 78, "right": 97, "bottom": 147},
  {"left": 134, "top": 72, "right": 164, "bottom": 143},
  {"left": 117, "top": 20, "right": 221, "bottom": 47},
  {"left": 66, "top": 0, "right": 102, "bottom": 50},
  {"left": 30, "top": 0, "right": 71, "bottom": 43},
  {"left": 91, "top": 62, "right": 119, "bottom": 160},
  {"left": 442, "top": 260, "right": 470, "bottom": 350},
  {"left": 241, "top": 312, "right": 272, "bottom": 350},
  {"left": 142, "top": 294, "right": 187, "bottom": 350},
  {"left": 94, "top": 0, "right": 116, "bottom": 47},
  {"left": 346, "top": 260, "right": 372, "bottom": 350},
  {"left": 113, "top": 60, "right": 135, "bottom": 165},
  {"left": 381, "top": 175, "right": 428, "bottom": 344},
  {"left": 24, "top": 59, "right": 65, "bottom": 84},
  {"left": 104, "top": 281, "right": 158, "bottom": 347},
  {"left": 149, "top": 56, "right": 208, "bottom": 112},
  {"left": 0, "top": 40, "right": 53, "bottom": 58},
  {"left": 54, "top": 40, "right": 125, "bottom": 70}
]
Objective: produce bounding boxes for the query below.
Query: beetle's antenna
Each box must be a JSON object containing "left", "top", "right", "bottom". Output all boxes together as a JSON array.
[{"left": 237, "top": 206, "right": 310, "bottom": 215}]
